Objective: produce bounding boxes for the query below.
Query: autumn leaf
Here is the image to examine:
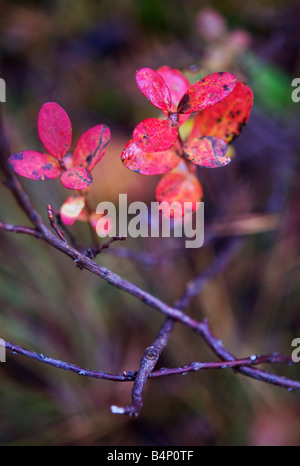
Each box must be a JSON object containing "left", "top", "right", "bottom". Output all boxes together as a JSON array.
[
  {"left": 60, "top": 166, "right": 93, "bottom": 190},
  {"left": 72, "top": 124, "right": 110, "bottom": 171},
  {"left": 60, "top": 196, "right": 86, "bottom": 225},
  {"left": 156, "top": 66, "right": 190, "bottom": 113},
  {"left": 133, "top": 118, "right": 178, "bottom": 152},
  {"left": 136, "top": 68, "right": 172, "bottom": 112},
  {"left": 177, "top": 72, "right": 236, "bottom": 114},
  {"left": 9, "top": 151, "right": 62, "bottom": 180},
  {"left": 156, "top": 162, "right": 203, "bottom": 218},
  {"left": 121, "top": 139, "right": 181, "bottom": 175},
  {"left": 37, "top": 102, "right": 72, "bottom": 159},
  {"left": 189, "top": 81, "right": 253, "bottom": 143},
  {"left": 183, "top": 136, "right": 230, "bottom": 167}
]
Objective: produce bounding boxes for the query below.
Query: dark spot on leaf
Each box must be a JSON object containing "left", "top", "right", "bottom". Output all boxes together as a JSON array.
[
  {"left": 216, "top": 117, "right": 222, "bottom": 123},
  {"left": 223, "top": 84, "right": 230, "bottom": 91},
  {"left": 218, "top": 72, "right": 225, "bottom": 76},
  {"left": 86, "top": 154, "right": 93, "bottom": 163},
  {"left": 11, "top": 152, "right": 24, "bottom": 160},
  {"left": 42, "top": 163, "right": 54, "bottom": 171},
  {"left": 229, "top": 111, "right": 235, "bottom": 118}
]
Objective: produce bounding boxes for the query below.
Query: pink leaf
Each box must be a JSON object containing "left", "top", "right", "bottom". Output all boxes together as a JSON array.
[
  {"left": 60, "top": 166, "right": 93, "bottom": 190},
  {"left": 136, "top": 68, "right": 172, "bottom": 112},
  {"left": 60, "top": 196, "right": 86, "bottom": 225},
  {"left": 133, "top": 118, "right": 178, "bottom": 152},
  {"left": 156, "top": 162, "right": 203, "bottom": 218},
  {"left": 37, "top": 102, "right": 72, "bottom": 159},
  {"left": 156, "top": 66, "right": 190, "bottom": 112},
  {"left": 121, "top": 139, "right": 181, "bottom": 175},
  {"left": 177, "top": 72, "right": 236, "bottom": 114},
  {"left": 183, "top": 136, "right": 230, "bottom": 167},
  {"left": 72, "top": 124, "right": 110, "bottom": 171},
  {"left": 9, "top": 151, "right": 62, "bottom": 180}
]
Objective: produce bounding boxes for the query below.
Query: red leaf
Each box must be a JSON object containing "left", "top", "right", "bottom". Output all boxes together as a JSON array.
[
  {"left": 37, "top": 102, "right": 72, "bottom": 159},
  {"left": 60, "top": 166, "right": 93, "bottom": 190},
  {"left": 156, "top": 66, "right": 190, "bottom": 112},
  {"left": 121, "top": 139, "right": 181, "bottom": 175},
  {"left": 9, "top": 151, "right": 62, "bottom": 180},
  {"left": 60, "top": 196, "right": 86, "bottom": 225},
  {"left": 136, "top": 68, "right": 172, "bottom": 112},
  {"left": 72, "top": 124, "right": 110, "bottom": 171},
  {"left": 177, "top": 72, "right": 236, "bottom": 114},
  {"left": 156, "top": 162, "right": 203, "bottom": 218},
  {"left": 133, "top": 118, "right": 178, "bottom": 152},
  {"left": 184, "top": 136, "right": 230, "bottom": 168},
  {"left": 189, "top": 81, "right": 253, "bottom": 143}
]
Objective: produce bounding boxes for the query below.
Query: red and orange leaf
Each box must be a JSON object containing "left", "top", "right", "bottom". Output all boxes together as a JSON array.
[
  {"left": 189, "top": 81, "right": 253, "bottom": 143},
  {"left": 177, "top": 72, "right": 236, "bottom": 114},
  {"left": 37, "top": 102, "right": 72, "bottom": 159},
  {"left": 156, "top": 66, "right": 190, "bottom": 112},
  {"left": 60, "top": 166, "right": 93, "bottom": 190},
  {"left": 184, "top": 136, "right": 230, "bottom": 168},
  {"left": 60, "top": 196, "right": 86, "bottom": 226},
  {"left": 136, "top": 68, "right": 172, "bottom": 112},
  {"left": 156, "top": 162, "right": 203, "bottom": 218},
  {"left": 9, "top": 151, "right": 62, "bottom": 180},
  {"left": 121, "top": 139, "right": 180, "bottom": 175},
  {"left": 133, "top": 118, "right": 178, "bottom": 152},
  {"left": 72, "top": 124, "right": 110, "bottom": 171}
]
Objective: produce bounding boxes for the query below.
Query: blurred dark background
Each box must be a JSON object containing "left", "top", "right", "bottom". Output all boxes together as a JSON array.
[{"left": 0, "top": 0, "right": 300, "bottom": 446}]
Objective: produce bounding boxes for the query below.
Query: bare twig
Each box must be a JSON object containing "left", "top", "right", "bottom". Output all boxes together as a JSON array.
[
  {"left": 111, "top": 318, "right": 175, "bottom": 417},
  {"left": 85, "top": 235, "right": 127, "bottom": 258},
  {"left": 47, "top": 204, "right": 66, "bottom": 241},
  {"left": 0, "top": 221, "right": 42, "bottom": 238},
  {"left": 4, "top": 338, "right": 295, "bottom": 383}
]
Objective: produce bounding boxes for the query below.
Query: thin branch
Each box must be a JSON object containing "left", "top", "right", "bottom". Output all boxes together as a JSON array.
[
  {"left": 4, "top": 339, "right": 295, "bottom": 384},
  {"left": 0, "top": 221, "right": 42, "bottom": 238},
  {"left": 115, "top": 239, "right": 243, "bottom": 417},
  {"left": 197, "top": 318, "right": 300, "bottom": 390},
  {"left": 47, "top": 204, "right": 66, "bottom": 242},
  {"left": 111, "top": 318, "right": 175, "bottom": 417},
  {"left": 85, "top": 235, "right": 127, "bottom": 259}
]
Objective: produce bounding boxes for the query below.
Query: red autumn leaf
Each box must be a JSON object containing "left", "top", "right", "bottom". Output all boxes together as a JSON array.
[
  {"left": 37, "top": 102, "right": 72, "bottom": 159},
  {"left": 9, "top": 151, "right": 62, "bottom": 180},
  {"left": 121, "top": 139, "right": 181, "bottom": 175},
  {"left": 60, "top": 166, "right": 93, "bottom": 190},
  {"left": 177, "top": 72, "right": 236, "bottom": 114},
  {"left": 136, "top": 68, "right": 172, "bottom": 112},
  {"left": 156, "top": 66, "right": 190, "bottom": 112},
  {"left": 72, "top": 124, "right": 110, "bottom": 171},
  {"left": 156, "top": 162, "right": 203, "bottom": 218},
  {"left": 133, "top": 118, "right": 178, "bottom": 152},
  {"left": 60, "top": 196, "right": 86, "bottom": 225},
  {"left": 184, "top": 136, "right": 230, "bottom": 168},
  {"left": 189, "top": 81, "right": 253, "bottom": 143}
]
